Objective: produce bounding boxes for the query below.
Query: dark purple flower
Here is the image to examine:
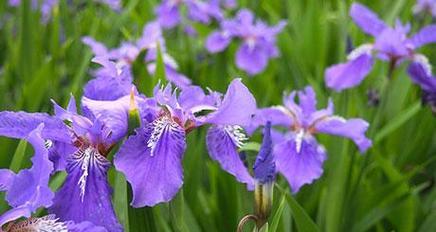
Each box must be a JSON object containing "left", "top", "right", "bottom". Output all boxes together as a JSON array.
[
  {"left": 113, "top": 79, "right": 256, "bottom": 207},
  {"left": 251, "top": 86, "right": 372, "bottom": 193},
  {"left": 325, "top": 3, "right": 436, "bottom": 91},
  {"left": 253, "top": 122, "right": 275, "bottom": 185},
  {"left": 206, "top": 9, "right": 287, "bottom": 75}
]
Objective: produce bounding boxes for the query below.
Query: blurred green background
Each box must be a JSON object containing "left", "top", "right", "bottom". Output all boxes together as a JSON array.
[{"left": 1, "top": 0, "right": 436, "bottom": 231}]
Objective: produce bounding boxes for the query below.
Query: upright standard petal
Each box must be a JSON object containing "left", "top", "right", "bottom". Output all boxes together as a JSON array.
[
  {"left": 274, "top": 136, "right": 327, "bottom": 193},
  {"left": 315, "top": 117, "right": 372, "bottom": 153},
  {"left": 410, "top": 25, "right": 436, "bottom": 49},
  {"left": 82, "top": 37, "right": 109, "bottom": 57},
  {"left": 349, "top": 3, "right": 387, "bottom": 36},
  {"left": 115, "top": 116, "right": 186, "bottom": 207},
  {"left": 49, "top": 148, "right": 122, "bottom": 232},
  {"left": 81, "top": 95, "right": 136, "bottom": 144},
  {"left": 298, "top": 86, "right": 317, "bottom": 116},
  {"left": 325, "top": 54, "right": 374, "bottom": 91},
  {"left": 206, "top": 125, "right": 254, "bottom": 190},
  {"left": 205, "top": 78, "right": 256, "bottom": 126},
  {"left": 84, "top": 72, "right": 133, "bottom": 101}
]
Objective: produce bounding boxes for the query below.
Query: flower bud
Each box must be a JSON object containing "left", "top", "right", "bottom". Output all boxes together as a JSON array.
[
  {"left": 128, "top": 88, "right": 141, "bottom": 135},
  {"left": 253, "top": 122, "right": 275, "bottom": 227}
]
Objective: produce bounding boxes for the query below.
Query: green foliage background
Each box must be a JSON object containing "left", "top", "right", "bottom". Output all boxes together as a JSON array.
[{"left": 1, "top": 0, "right": 436, "bottom": 231}]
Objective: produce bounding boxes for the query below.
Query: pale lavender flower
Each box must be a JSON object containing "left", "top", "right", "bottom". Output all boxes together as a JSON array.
[
  {"left": 250, "top": 86, "right": 372, "bottom": 193},
  {"left": 325, "top": 3, "right": 436, "bottom": 91},
  {"left": 82, "top": 21, "right": 191, "bottom": 89},
  {"left": 206, "top": 9, "right": 287, "bottom": 75}
]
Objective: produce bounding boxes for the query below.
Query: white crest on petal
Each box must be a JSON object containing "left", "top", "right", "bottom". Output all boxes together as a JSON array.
[
  {"left": 147, "top": 116, "right": 183, "bottom": 156},
  {"left": 224, "top": 125, "right": 248, "bottom": 148},
  {"left": 76, "top": 147, "right": 95, "bottom": 202},
  {"left": 8, "top": 215, "right": 68, "bottom": 232},
  {"left": 413, "top": 53, "right": 432, "bottom": 76},
  {"left": 347, "top": 43, "right": 374, "bottom": 60},
  {"left": 295, "top": 129, "right": 305, "bottom": 154}
]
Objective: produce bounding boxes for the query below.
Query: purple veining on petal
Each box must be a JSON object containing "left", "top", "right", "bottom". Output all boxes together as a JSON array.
[{"left": 115, "top": 115, "right": 186, "bottom": 207}]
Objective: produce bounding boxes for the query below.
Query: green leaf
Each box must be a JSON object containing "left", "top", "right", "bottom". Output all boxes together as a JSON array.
[
  {"left": 155, "top": 43, "right": 167, "bottom": 82},
  {"left": 269, "top": 195, "right": 287, "bottom": 232},
  {"left": 239, "top": 142, "right": 261, "bottom": 152},
  {"left": 276, "top": 185, "right": 320, "bottom": 232},
  {"left": 9, "top": 140, "right": 28, "bottom": 172},
  {"left": 374, "top": 101, "right": 421, "bottom": 144},
  {"left": 113, "top": 171, "right": 129, "bottom": 231},
  {"left": 127, "top": 186, "right": 156, "bottom": 232}
]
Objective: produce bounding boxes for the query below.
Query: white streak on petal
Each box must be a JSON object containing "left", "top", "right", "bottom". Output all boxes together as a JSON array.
[
  {"left": 147, "top": 116, "right": 183, "bottom": 156},
  {"left": 224, "top": 125, "right": 248, "bottom": 148},
  {"left": 347, "top": 43, "right": 374, "bottom": 60},
  {"left": 413, "top": 54, "right": 432, "bottom": 76},
  {"left": 295, "top": 130, "right": 305, "bottom": 154}
]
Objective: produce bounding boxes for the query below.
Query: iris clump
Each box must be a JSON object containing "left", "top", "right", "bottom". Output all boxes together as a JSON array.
[{"left": 2, "top": 1, "right": 436, "bottom": 232}]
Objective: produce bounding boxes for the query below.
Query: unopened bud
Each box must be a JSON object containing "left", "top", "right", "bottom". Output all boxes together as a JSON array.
[{"left": 128, "top": 88, "right": 141, "bottom": 135}]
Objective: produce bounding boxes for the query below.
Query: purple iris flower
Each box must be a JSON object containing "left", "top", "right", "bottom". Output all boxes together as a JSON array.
[
  {"left": 104, "top": 79, "right": 256, "bottom": 207},
  {"left": 0, "top": 124, "right": 106, "bottom": 231},
  {"left": 414, "top": 0, "right": 436, "bottom": 16},
  {"left": 155, "top": 0, "right": 224, "bottom": 29},
  {"left": 82, "top": 21, "right": 191, "bottom": 89},
  {"left": 250, "top": 86, "right": 372, "bottom": 193},
  {"left": 206, "top": 9, "right": 287, "bottom": 75},
  {"left": 0, "top": 94, "right": 136, "bottom": 231},
  {"left": 408, "top": 60, "right": 436, "bottom": 113},
  {"left": 325, "top": 3, "right": 436, "bottom": 91},
  {"left": 83, "top": 57, "right": 135, "bottom": 101}
]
